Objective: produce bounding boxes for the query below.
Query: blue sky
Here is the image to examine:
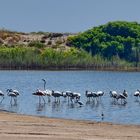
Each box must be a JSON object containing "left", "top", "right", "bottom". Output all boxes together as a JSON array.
[{"left": 0, "top": 0, "right": 140, "bottom": 33}]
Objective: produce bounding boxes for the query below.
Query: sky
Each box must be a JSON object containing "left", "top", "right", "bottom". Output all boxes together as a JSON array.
[{"left": 0, "top": 0, "right": 140, "bottom": 33}]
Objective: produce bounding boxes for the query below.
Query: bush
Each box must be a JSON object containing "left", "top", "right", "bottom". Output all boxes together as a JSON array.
[{"left": 28, "top": 41, "right": 45, "bottom": 49}]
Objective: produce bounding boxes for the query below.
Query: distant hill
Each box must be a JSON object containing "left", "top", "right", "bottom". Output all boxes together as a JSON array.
[
  {"left": 0, "top": 29, "right": 75, "bottom": 50},
  {"left": 67, "top": 21, "right": 140, "bottom": 62},
  {"left": 1, "top": 21, "right": 140, "bottom": 70}
]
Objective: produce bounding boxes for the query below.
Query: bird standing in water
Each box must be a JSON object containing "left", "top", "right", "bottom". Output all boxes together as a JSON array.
[{"left": 101, "top": 112, "right": 104, "bottom": 120}]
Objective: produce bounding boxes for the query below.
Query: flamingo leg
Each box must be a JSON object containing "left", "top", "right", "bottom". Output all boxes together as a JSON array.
[
  {"left": 92, "top": 97, "right": 95, "bottom": 101},
  {"left": 14, "top": 97, "right": 17, "bottom": 105},
  {"left": 0, "top": 96, "right": 4, "bottom": 103},
  {"left": 10, "top": 97, "right": 12, "bottom": 104},
  {"left": 68, "top": 96, "right": 70, "bottom": 103},
  {"left": 42, "top": 96, "right": 46, "bottom": 103},
  {"left": 48, "top": 96, "right": 51, "bottom": 102},
  {"left": 58, "top": 97, "right": 60, "bottom": 103},
  {"left": 39, "top": 96, "right": 41, "bottom": 104}
]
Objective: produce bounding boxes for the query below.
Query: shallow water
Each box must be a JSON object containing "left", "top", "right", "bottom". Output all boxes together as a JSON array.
[{"left": 0, "top": 70, "right": 140, "bottom": 125}]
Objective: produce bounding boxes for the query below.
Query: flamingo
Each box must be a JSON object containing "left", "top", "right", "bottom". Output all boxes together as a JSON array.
[
  {"left": 42, "top": 79, "right": 52, "bottom": 102},
  {"left": 85, "top": 90, "right": 100, "bottom": 102},
  {"left": 117, "top": 90, "right": 128, "bottom": 104},
  {"left": 109, "top": 90, "right": 127, "bottom": 104},
  {"left": 62, "top": 92, "right": 67, "bottom": 98},
  {"left": 85, "top": 90, "right": 93, "bottom": 101},
  {"left": 134, "top": 90, "right": 140, "bottom": 98},
  {"left": 33, "top": 79, "right": 50, "bottom": 103},
  {"left": 73, "top": 92, "right": 81, "bottom": 102},
  {"left": 52, "top": 90, "right": 62, "bottom": 102},
  {"left": 65, "top": 91, "right": 73, "bottom": 102},
  {"left": 66, "top": 92, "right": 81, "bottom": 103},
  {"left": 7, "top": 89, "right": 19, "bottom": 104},
  {"left": 42, "top": 79, "right": 46, "bottom": 90},
  {"left": 109, "top": 91, "right": 118, "bottom": 101},
  {"left": 63, "top": 91, "right": 80, "bottom": 103},
  {"left": 32, "top": 89, "right": 46, "bottom": 103},
  {"left": 122, "top": 90, "right": 128, "bottom": 97},
  {"left": 116, "top": 93, "right": 127, "bottom": 104},
  {"left": 91, "top": 91, "right": 99, "bottom": 102},
  {"left": 44, "top": 89, "right": 52, "bottom": 102},
  {"left": 7, "top": 89, "right": 20, "bottom": 95},
  {"left": 0, "top": 90, "right": 4, "bottom": 103},
  {"left": 96, "top": 91, "right": 104, "bottom": 100}
]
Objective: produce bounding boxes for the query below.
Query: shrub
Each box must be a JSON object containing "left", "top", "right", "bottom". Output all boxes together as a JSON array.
[{"left": 28, "top": 41, "right": 45, "bottom": 49}]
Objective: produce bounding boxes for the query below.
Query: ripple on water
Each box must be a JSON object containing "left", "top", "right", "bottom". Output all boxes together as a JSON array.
[{"left": 0, "top": 70, "right": 140, "bottom": 124}]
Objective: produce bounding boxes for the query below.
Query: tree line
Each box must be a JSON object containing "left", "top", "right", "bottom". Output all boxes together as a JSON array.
[
  {"left": 1, "top": 21, "right": 140, "bottom": 70},
  {"left": 67, "top": 21, "right": 140, "bottom": 67}
]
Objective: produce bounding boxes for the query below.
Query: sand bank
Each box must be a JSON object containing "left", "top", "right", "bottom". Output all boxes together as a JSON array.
[{"left": 0, "top": 111, "right": 140, "bottom": 140}]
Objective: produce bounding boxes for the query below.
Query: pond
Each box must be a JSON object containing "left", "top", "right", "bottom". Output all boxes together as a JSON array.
[{"left": 0, "top": 70, "right": 140, "bottom": 125}]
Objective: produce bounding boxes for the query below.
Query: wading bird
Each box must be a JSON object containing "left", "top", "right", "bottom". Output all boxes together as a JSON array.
[
  {"left": 42, "top": 79, "right": 46, "bottom": 90},
  {"left": 52, "top": 90, "right": 62, "bottom": 102},
  {"left": 96, "top": 91, "right": 104, "bottom": 99},
  {"left": 32, "top": 89, "right": 46, "bottom": 104},
  {"left": 0, "top": 90, "right": 4, "bottom": 103},
  {"left": 7, "top": 89, "right": 19, "bottom": 105},
  {"left": 85, "top": 90, "right": 93, "bottom": 101},
  {"left": 42, "top": 79, "right": 52, "bottom": 102},
  {"left": 134, "top": 89, "right": 140, "bottom": 99},
  {"left": 122, "top": 90, "right": 128, "bottom": 97},
  {"left": 109, "top": 91, "right": 118, "bottom": 101},
  {"left": 32, "top": 79, "right": 48, "bottom": 104}
]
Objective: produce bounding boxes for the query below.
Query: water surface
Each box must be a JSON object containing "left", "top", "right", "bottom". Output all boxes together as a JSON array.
[{"left": 0, "top": 70, "right": 140, "bottom": 125}]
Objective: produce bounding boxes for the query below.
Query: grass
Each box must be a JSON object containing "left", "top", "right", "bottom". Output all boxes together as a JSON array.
[{"left": 0, "top": 45, "right": 137, "bottom": 71}]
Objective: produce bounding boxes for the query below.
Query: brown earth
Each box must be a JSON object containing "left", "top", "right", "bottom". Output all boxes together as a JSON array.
[{"left": 0, "top": 111, "right": 140, "bottom": 140}]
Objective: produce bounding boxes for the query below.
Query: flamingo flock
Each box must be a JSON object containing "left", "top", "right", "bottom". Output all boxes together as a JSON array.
[
  {"left": 0, "top": 79, "right": 139, "bottom": 107},
  {"left": 85, "top": 90, "right": 104, "bottom": 102},
  {"left": 31, "top": 79, "right": 137, "bottom": 106},
  {"left": 109, "top": 90, "right": 128, "bottom": 104},
  {"left": 0, "top": 89, "right": 20, "bottom": 105}
]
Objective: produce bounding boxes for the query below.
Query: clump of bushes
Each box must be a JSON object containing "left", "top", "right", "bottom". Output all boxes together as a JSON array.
[{"left": 28, "top": 41, "right": 45, "bottom": 49}]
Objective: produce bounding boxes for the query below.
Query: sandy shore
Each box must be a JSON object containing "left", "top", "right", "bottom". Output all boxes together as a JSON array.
[{"left": 0, "top": 111, "right": 140, "bottom": 140}]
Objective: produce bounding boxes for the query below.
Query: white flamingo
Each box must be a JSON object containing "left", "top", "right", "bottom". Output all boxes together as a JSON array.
[
  {"left": 65, "top": 91, "right": 73, "bottom": 102},
  {"left": 109, "top": 90, "right": 127, "bottom": 104},
  {"left": 52, "top": 90, "right": 62, "bottom": 102},
  {"left": 65, "top": 91, "right": 81, "bottom": 103},
  {"left": 0, "top": 90, "right": 4, "bottom": 103},
  {"left": 91, "top": 91, "right": 99, "bottom": 102},
  {"left": 7, "top": 89, "right": 19, "bottom": 104},
  {"left": 73, "top": 92, "right": 81, "bottom": 102},
  {"left": 44, "top": 89, "right": 52, "bottom": 102},
  {"left": 96, "top": 91, "right": 104, "bottom": 99},
  {"left": 109, "top": 91, "right": 118, "bottom": 101},
  {"left": 116, "top": 93, "right": 127, "bottom": 104},
  {"left": 85, "top": 90, "right": 93, "bottom": 101},
  {"left": 134, "top": 90, "right": 140, "bottom": 98},
  {"left": 85, "top": 90, "right": 100, "bottom": 102},
  {"left": 117, "top": 90, "right": 128, "bottom": 104},
  {"left": 33, "top": 89, "right": 46, "bottom": 103},
  {"left": 42, "top": 79, "right": 53, "bottom": 102},
  {"left": 32, "top": 79, "right": 47, "bottom": 104},
  {"left": 122, "top": 90, "right": 128, "bottom": 97}
]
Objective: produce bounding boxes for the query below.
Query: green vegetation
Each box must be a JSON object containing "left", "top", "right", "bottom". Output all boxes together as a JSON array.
[
  {"left": 67, "top": 21, "right": 140, "bottom": 68},
  {"left": 0, "top": 47, "right": 42, "bottom": 69},
  {"left": 28, "top": 41, "right": 46, "bottom": 49},
  {"left": 0, "top": 45, "right": 133, "bottom": 70},
  {"left": 1, "top": 21, "right": 140, "bottom": 70}
]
